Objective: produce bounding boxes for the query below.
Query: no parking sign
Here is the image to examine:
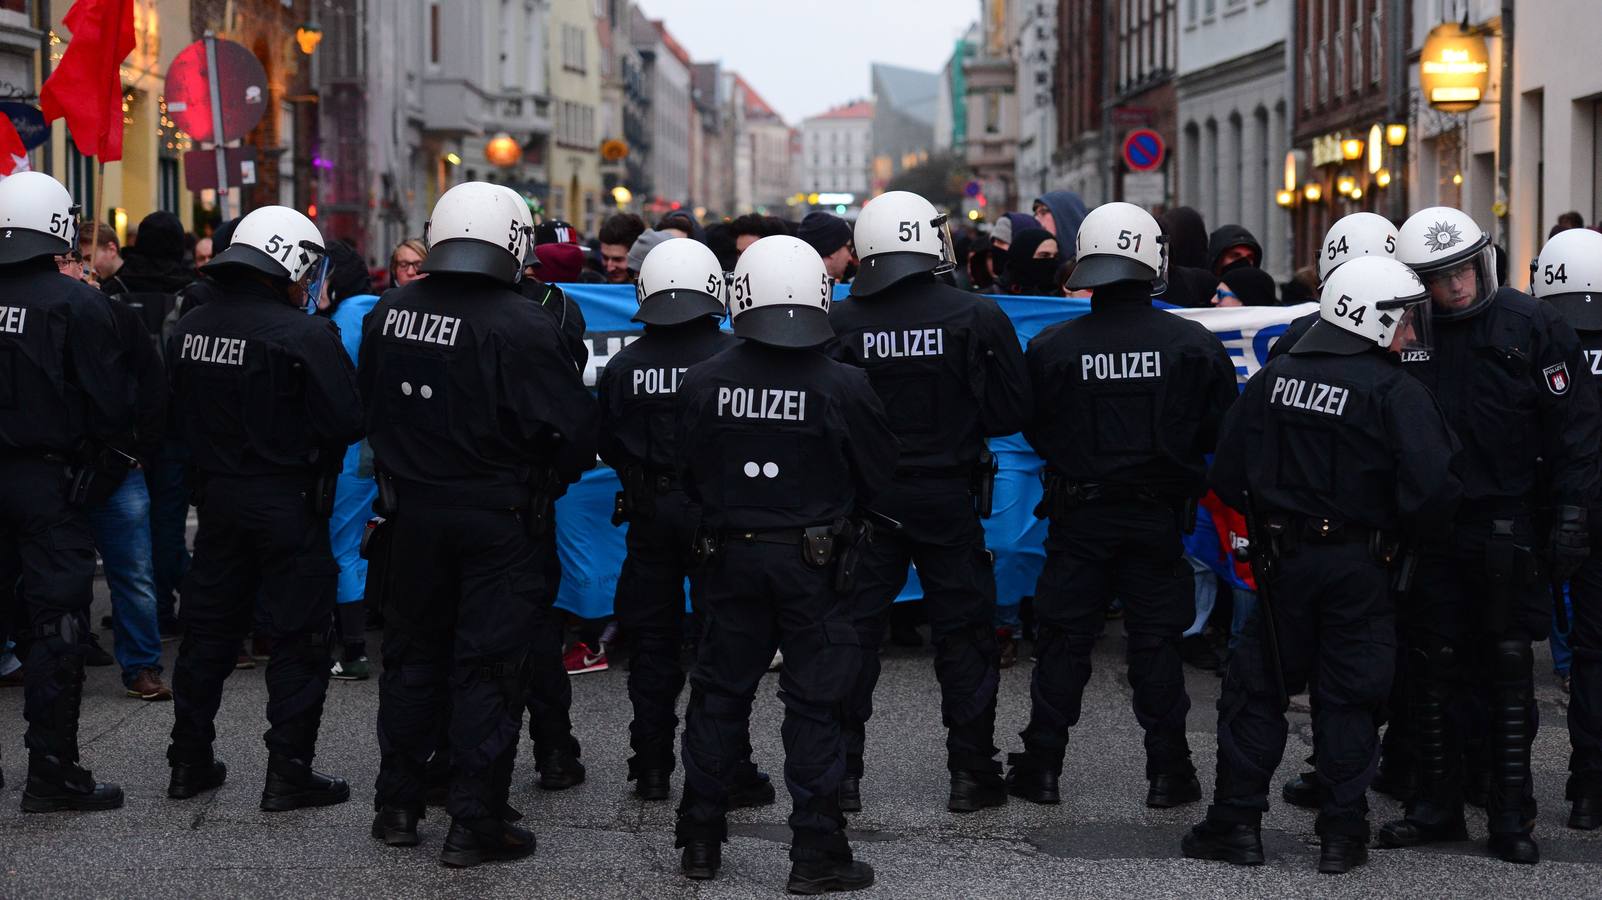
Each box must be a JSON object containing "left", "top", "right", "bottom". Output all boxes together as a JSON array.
[{"left": 1123, "top": 128, "right": 1165, "bottom": 172}]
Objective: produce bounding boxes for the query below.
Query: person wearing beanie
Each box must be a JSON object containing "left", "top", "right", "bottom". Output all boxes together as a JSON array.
[
  {"left": 797, "top": 211, "right": 856, "bottom": 282},
  {"left": 626, "top": 230, "right": 672, "bottom": 280}
]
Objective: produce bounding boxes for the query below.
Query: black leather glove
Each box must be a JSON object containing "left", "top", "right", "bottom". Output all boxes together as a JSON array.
[{"left": 1549, "top": 505, "right": 1590, "bottom": 582}]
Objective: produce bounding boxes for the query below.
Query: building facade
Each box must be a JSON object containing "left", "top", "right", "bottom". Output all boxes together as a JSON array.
[
  {"left": 1013, "top": 0, "right": 1057, "bottom": 201},
  {"left": 730, "top": 73, "right": 790, "bottom": 214},
  {"left": 632, "top": 13, "right": 689, "bottom": 212},
  {"left": 1051, "top": 0, "right": 1106, "bottom": 204},
  {"left": 548, "top": 0, "right": 602, "bottom": 232},
  {"left": 1176, "top": 0, "right": 1292, "bottom": 276},
  {"left": 799, "top": 100, "right": 872, "bottom": 197},
  {"left": 1105, "top": 0, "right": 1179, "bottom": 211},
  {"left": 964, "top": 0, "right": 1017, "bottom": 211},
  {"left": 870, "top": 62, "right": 938, "bottom": 192}
]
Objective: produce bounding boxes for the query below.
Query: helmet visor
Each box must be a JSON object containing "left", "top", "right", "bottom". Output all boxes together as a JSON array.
[
  {"left": 931, "top": 213, "right": 956, "bottom": 276},
  {"left": 1380, "top": 297, "right": 1432, "bottom": 357},
  {"left": 1420, "top": 245, "right": 1496, "bottom": 320}
]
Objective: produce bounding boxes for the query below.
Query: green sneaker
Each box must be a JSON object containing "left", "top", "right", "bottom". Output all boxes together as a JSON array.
[{"left": 331, "top": 657, "right": 371, "bottom": 681}]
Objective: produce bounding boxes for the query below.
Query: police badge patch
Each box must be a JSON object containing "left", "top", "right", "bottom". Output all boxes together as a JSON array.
[{"left": 1545, "top": 361, "right": 1571, "bottom": 395}]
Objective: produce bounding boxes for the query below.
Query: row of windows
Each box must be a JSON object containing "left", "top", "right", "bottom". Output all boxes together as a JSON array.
[
  {"left": 557, "top": 101, "right": 596, "bottom": 149},
  {"left": 1302, "top": 0, "right": 1385, "bottom": 112}
]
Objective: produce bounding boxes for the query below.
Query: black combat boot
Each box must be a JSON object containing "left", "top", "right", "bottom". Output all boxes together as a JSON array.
[
  {"left": 836, "top": 774, "right": 862, "bottom": 812},
  {"left": 1005, "top": 752, "right": 1060, "bottom": 805},
  {"left": 1317, "top": 835, "right": 1369, "bottom": 874},
  {"left": 534, "top": 745, "right": 586, "bottom": 790},
  {"left": 1147, "top": 773, "right": 1202, "bottom": 808},
  {"left": 439, "top": 817, "right": 537, "bottom": 867},
  {"left": 21, "top": 755, "right": 123, "bottom": 813},
  {"left": 1281, "top": 771, "right": 1321, "bottom": 809},
  {"left": 168, "top": 758, "right": 228, "bottom": 799},
  {"left": 1570, "top": 795, "right": 1602, "bottom": 830},
  {"left": 634, "top": 768, "right": 671, "bottom": 801},
  {"left": 786, "top": 858, "right": 875, "bottom": 894},
  {"left": 1181, "top": 818, "right": 1265, "bottom": 866},
  {"left": 948, "top": 770, "right": 1007, "bottom": 813},
  {"left": 729, "top": 770, "right": 777, "bottom": 808},
  {"left": 260, "top": 754, "right": 351, "bottom": 811},
  {"left": 371, "top": 806, "right": 422, "bottom": 847},
  {"left": 680, "top": 840, "right": 721, "bottom": 879}
]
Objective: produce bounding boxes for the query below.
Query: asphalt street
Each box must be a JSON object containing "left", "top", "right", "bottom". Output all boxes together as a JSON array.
[{"left": 2, "top": 584, "right": 1599, "bottom": 898}]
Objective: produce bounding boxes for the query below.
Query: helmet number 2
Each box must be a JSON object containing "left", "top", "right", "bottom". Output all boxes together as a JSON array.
[
  {"left": 1332, "top": 294, "right": 1366, "bottom": 326},
  {"left": 897, "top": 220, "right": 922, "bottom": 242},
  {"left": 262, "top": 234, "right": 295, "bottom": 263},
  {"left": 1117, "top": 229, "right": 1142, "bottom": 252},
  {"left": 1544, "top": 264, "right": 1569, "bottom": 285}
]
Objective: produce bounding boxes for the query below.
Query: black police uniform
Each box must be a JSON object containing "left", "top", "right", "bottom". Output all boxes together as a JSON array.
[
  {"left": 1201, "top": 322, "right": 1460, "bottom": 847},
  {"left": 1382, "top": 287, "right": 1601, "bottom": 854},
  {"left": 165, "top": 273, "right": 363, "bottom": 799},
  {"left": 597, "top": 316, "right": 739, "bottom": 788},
  {"left": 1012, "top": 282, "right": 1237, "bottom": 800},
  {"left": 0, "top": 259, "right": 133, "bottom": 808},
  {"left": 673, "top": 340, "right": 896, "bottom": 865},
  {"left": 825, "top": 272, "right": 1030, "bottom": 802},
  {"left": 363, "top": 272, "right": 597, "bottom": 834},
  {"left": 1530, "top": 288, "right": 1602, "bottom": 828}
]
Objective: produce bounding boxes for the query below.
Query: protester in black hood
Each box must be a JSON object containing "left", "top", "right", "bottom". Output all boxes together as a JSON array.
[
  {"left": 313, "top": 238, "right": 374, "bottom": 317},
  {"left": 176, "top": 217, "right": 241, "bottom": 319},
  {"left": 102, "top": 212, "right": 196, "bottom": 330},
  {"left": 1207, "top": 224, "right": 1263, "bottom": 276},
  {"left": 1217, "top": 264, "right": 1279, "bottom": 307},
  {"left": 1160, "top": 207, "right": 1210, "bottom": 270},
  {"left": 1005, "top": 227, "right": 1061, "bottom": 295},
  {"left": 702, "top": 223, "right": 739, "bottom": 272}
]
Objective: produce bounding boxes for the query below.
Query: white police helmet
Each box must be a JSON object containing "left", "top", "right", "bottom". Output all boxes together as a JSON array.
[
  {"left": 634, "top": 237, "right": 726, "bottom": 326},
  {"left": 1294, "top": 256, "right": 1431, "bottom": 356},
  {"left": 1397, "top": 206, "right": 1497, "bottom": 319},
  {"left": 1066, "top": 201, "right": 1167, "bottom": 292},
  {"left": 422, "top": 181, "right": 534, "bottom": 285},
  {"left": 1532, "top": 227, "right": 1602, "bottom": 331},
  {"left": 728, "top": 235, "right": 832, "bottom": 348},
  {"left": 850, "top": 190, "right": 954, "bottom": 297},
  {"left": 1318, "top": 211, "right": 1398, "bottom": 283},
  {"left": 204, "top": 205, "right": 326, "bottom": 284},
  {"left": 0, "top": 171, "right": 78, "bottom": 265}
]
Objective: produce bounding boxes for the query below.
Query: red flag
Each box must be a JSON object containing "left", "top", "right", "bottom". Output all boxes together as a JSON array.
[
  {"left": 40, "top": 0, "right": 136, "bottom": 162},
  {"left": 0, "top": 115, "right": 30, "bottom": 177}
]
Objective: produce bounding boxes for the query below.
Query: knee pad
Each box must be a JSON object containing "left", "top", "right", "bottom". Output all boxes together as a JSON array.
[
  {"left": 1494, "top": 640, "right": 1533, "bottom": 681},
  {"left": 461, "top": 653, "right": 531, "bottom": 706}
]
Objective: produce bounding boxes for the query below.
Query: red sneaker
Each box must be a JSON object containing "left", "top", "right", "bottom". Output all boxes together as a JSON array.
[{"left": 562, "top": 641, "right": 608, "bottom": 675}]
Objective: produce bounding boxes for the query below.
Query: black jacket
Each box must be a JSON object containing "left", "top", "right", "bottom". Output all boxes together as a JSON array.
[
  {"left": 826, "top": 274, "right": 1030, "bottom": 470},
  {"left": 675, "top": 341, "right": 897, "bottom": 531},
  {"left": 598, "top": 317, "right": 736, "bottom": 474}
]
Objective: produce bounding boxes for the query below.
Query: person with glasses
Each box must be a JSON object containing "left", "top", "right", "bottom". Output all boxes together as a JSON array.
[{"left": 389, "top": 237, "right": 427, "bottom": 289}]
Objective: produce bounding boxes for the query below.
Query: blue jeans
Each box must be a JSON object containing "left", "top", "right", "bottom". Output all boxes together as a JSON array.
[
  {"left": 1554, "top": 582, "right": 1574, "bottom": 676},
  {"left": 1183, "top": 555, "right": 1217, "bottom": 638},
  {"left": 86, "top": 470, "right": 164, "bottom": 684},
  {"left": 147, "top": 440, "right": 191, "bottom": 623},
  {"left": 1229, "top": 588, "right": 1258, "bottom": 651}
]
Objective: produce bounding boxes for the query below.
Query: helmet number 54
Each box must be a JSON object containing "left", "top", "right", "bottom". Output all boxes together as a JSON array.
[{"left": 1332, "top": 294, "right": 1366, "bottom": 326}]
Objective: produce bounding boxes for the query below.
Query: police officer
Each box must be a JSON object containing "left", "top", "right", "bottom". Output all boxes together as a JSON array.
[
  {"left": 1377, "top": 207, "right": 1601, "bottom": 864},
  {"left": 1530, "top": 227, "right": 1602, "bottom": 830},
  {"left": 826, "top": 190, "right": 1031, "bottom": 813},
  {"left": 1182, "top": 257, "right": 1462, "bottom": 873},
  {"left": 598, "top": 237, "right": 778, "bottom": 805},
  {"left": 365, "top": 182, "right": 597, "bottom": 866},
  {"left": 1006, "top": 201, "right": 1236, "bottom": 809},
  {"left": 1270, "top": 212, "right": 1399, "bottom": 362},
  {"left": 674, "top": 235, "right": 896, "bottom": 893},
  {"left": 163, "top": 206, "right": 361, "bottom": 810},
  {"left": 0, "top": 172, "right": 132, "bottom": 810}
]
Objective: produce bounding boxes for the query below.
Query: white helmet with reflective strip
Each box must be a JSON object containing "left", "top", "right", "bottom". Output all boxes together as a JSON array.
[
  {"left": 1532, "top": 227, "right": 1602, "bottom": 331},
  {"left": 1318, "top": 211, "right": 1397, "bottom": 283},
  {"left": 422, "top": 181, "right": 534, "bottom": 285},
  {"left": 728, "top": 235, "right": 833, "bottom": 348},
  {"left": 1295, "top": 256, "right": 1431, "bottom": 355},
  {"left": 850, "top": 190, "right": 954, "bottom": 296},
  {"left": 1397, "top": 205, "right": 1498, "bottom": 319},
  {"left": 634, "top": 237, "right": 726, "bottom": 326},
  {"left": 1066, "top": 201, "right": 1167, "bottom": 291},
  {"left": 0, "top": 171, "right": 78, "bottom": 265},
  {"left": 204, "top": 205, "right": 326, "bottom": 283}
]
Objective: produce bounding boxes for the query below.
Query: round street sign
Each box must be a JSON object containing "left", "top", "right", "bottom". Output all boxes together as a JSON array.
[
  {"left": 164, "top": 38, "right": 269, "bottom": 144},
  {"left": 1123, "top": 128, "right": 1166, "bottom": 173}
]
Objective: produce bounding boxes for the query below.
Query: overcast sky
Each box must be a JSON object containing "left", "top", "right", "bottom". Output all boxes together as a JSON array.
[{"left": 633, "top": 0, "right": 978, "bottom": 124}]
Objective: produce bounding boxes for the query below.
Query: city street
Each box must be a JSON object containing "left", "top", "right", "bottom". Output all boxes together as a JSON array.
[{"left": 1, "top": 583, "right": 1598, "bottom": 898}]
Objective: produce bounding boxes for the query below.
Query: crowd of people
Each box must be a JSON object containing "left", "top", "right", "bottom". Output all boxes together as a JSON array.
[{"left": 4, "top": 164, "right": 1602, "bottom": 893}]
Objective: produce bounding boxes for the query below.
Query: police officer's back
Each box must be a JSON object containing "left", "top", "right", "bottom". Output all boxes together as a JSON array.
[
  {"left": 1530, "top": 227, "right": 1602, "bottom": 832},
  {"left": 1185, "top": 257, "right": 1460, "bottom": 874},
  {"left": 0, "top": 172, "right": 133, "bottom": 812},
  {"left": 597, "top": 238, "right": 740, "bottom": 800},
  {"left": 824, "top": 190, "right": 1031, "bottom": 814},
  {"left": 164, "top": 206, "right": 362, "bottom": 810},
  {"left": 364, "top": 182, "right": 597, "bottom": 866},
  {"left": 673, "top": 235, "right": 895, "bottom": 893},
  {"left": 1008, "top": 201, "right": 1236, "bottom": 811},
  {"left": 1377, "top": 207, "right": 1601, "bottom": 864}
]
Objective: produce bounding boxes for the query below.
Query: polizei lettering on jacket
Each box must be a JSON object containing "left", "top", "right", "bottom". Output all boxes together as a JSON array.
[
  {"left": 633, "top": 366, "right": 689, "bottom": 395},
  {"left": 863, "top": 328, "right": 945, "bottom": 359},
  {"left": 1269, "top": 376, "right": 1350, "bottom": 417},
  {"left": 1080, "top": 351, "right": 1162, "bottom": 381},
  {"left": 382, "top": 307, "right": 462, "bottom": 347},
  {"left": 180, "top": 333, "right": 247, "bottom": 366},
  {"left": 0, "top": 305, "right": 25, "bottom": 334},
  {"left": 716, "top": 386, "right": 808, "bottom": 421}
]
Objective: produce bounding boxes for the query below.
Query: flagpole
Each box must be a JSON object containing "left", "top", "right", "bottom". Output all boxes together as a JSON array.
[{"left": 88, "top": 157, "right": 102, "bottom": 279}]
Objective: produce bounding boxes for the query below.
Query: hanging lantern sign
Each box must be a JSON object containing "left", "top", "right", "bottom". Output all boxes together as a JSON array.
[{"left": 1420, "top": 22, "right": 1491, "bottom": 113}]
